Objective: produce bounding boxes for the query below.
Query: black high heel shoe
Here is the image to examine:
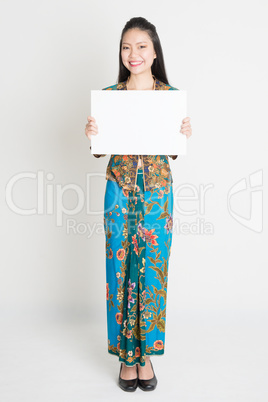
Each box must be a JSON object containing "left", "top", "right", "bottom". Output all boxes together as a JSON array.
[
  {"left": 137, "top": 360, "right": 157, "bottom": 391},
  {"left": 118, "top": 363, "right": 138, "bottom": 392}
]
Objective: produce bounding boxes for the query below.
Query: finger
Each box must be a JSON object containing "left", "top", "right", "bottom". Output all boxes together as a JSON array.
[
  {"left": 87, "top": 122, "right": 97, "bottom": 130},
  {"left": 85, "top": 125, "right": 98, "bottom": 134},
  {"left": 182, "top": 117, "right": 190, "bottom": 123},
  {"left": 181, "top": 122, "right": 191, "bottom": 128},
  {"left": 180, "top": 126, "right": 189, "bottom": 131},
  {"left": 87, "top": 116, "right": 96, "bottom": 122},
  {"left": 180, "top": 128, "right": 191, "bottom": 134},
  {"left": 89, "top": 123, "right": 98, "bottom": 129},
  {"left": 87, "top": 128, "right": 98, "bottom": 135}
]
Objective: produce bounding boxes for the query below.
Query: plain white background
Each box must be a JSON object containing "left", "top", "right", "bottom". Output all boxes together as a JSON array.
[{"left": 1, "top": 0, "right": 267, "bottom": 400}]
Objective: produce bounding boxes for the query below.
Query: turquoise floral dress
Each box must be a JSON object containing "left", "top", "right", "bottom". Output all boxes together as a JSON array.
[{"left": 104, "top": 167, "right": 174, "bottom": 367}]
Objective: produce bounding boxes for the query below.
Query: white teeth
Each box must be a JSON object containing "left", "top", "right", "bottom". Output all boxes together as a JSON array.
[{"left": 130, "top": 62, "right": 142, "bottom": 65}]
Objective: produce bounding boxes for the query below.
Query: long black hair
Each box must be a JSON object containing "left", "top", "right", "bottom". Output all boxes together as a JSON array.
[{"left": 117, "top": 17, "right": 170, "bottom": 85}]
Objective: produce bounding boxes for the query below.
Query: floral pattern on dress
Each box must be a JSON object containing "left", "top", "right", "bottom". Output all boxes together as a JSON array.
[{"left": 104, "top": 168, "right": 174, "bottom": 366}]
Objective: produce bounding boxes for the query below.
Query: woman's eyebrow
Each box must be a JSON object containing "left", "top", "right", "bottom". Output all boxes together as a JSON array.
[{"left": 122, "top": 41, "right": 147, "bottom": 45}]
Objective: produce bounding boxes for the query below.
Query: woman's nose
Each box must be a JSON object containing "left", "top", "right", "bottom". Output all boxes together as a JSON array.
[{"left": 129, "top": 49, "right": 138, "bottom": 57}]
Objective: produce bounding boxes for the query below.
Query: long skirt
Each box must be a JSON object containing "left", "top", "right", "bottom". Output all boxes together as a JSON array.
[{"left": 104, "top": 167, "right": 174, "bottom": 367}]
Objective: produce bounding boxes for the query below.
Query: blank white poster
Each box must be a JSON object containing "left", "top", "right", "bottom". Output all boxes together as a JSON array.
[{"left": 90, "top": 89, "right": 187, "bottom": 155}]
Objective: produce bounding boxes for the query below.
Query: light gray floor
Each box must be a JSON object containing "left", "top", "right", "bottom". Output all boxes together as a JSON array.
[{"left": 1, "top": 309, "right": 267, "bottom": 401}]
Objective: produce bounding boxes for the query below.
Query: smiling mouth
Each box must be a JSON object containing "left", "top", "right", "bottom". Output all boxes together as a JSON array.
[{"left": 129, "top": 61, "right": 143, "bottom": 66}]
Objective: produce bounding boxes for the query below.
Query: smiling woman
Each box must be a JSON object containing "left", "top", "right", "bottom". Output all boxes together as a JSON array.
[
  {"left": 85, "top": 16, "right": 192, "bottom": 392},
  {"left": 120, "top": 29, "right": 157, "bottom": 90}
]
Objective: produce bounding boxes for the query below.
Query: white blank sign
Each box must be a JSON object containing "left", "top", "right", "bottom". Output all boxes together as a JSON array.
[{"left": 90, "top": 90, "right": 187, "bottom": 155}]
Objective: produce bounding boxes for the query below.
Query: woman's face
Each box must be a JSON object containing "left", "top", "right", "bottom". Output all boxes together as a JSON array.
[{"left": 121, "top": 28, "right": 156, "bottom": 76}]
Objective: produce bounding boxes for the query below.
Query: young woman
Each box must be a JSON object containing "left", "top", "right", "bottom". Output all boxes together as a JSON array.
[{"left": 85, "top": 17, "right": 192, "bottom": 392}]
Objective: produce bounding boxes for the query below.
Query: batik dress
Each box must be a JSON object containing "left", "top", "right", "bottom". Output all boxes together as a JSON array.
[{"left": 104, "top": 164, "right": 174, "bottom": 367}]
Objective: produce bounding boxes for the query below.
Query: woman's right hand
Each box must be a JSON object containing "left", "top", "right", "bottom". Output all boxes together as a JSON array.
[{"left": 85, "top": 116, "right": 98, "bottom": 140}]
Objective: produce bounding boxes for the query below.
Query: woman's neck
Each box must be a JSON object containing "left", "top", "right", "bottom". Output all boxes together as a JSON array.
[{"left": 126, "top": 74, "right": 155, "bottom": 90}]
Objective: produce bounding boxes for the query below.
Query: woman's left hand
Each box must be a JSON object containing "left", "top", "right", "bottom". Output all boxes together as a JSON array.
[{"left": 180, "top": 117, "right": 192, "bottom": 139}]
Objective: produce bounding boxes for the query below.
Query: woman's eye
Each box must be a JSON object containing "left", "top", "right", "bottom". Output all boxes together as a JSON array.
[{"left": 122, "top": 46, "right": 146, "bottom": 50}]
